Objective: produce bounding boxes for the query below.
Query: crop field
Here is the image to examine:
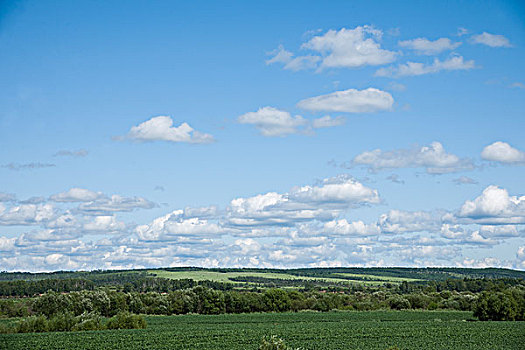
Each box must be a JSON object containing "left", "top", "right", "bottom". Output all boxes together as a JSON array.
[
  {"left": 149, "top": 270, "right": 392, "bottom": 286},
  {"left": 332, "top": 273, "right": 421, "bottom": 283},
  {"left": 2, "top": 311, "right": 524, "bottom": 350}
]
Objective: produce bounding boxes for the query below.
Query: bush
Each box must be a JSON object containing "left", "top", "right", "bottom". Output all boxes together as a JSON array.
[
  {"left": 387, "top": 296, "right": 411, "bottom": 310},
  {"left": 14, "top": 315, "right": 49, "bottom": 333},
  {"left": 71, "top": 312, "right": 103, "bottom": 331},
  {"left": 2, "top": 311, "right": 145, "bottom": 334},
  {"left": 473, "top": 292, "right": 518, "bottom": 321},
  {"left": 105, "top": 311, "right": 146, "bottom": 330}
]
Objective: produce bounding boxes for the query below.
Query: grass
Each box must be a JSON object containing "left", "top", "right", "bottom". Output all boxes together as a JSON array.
[
  {"left": 1, "top": 311, "right": 523, "bottom": 350},
  {"left": 333, "top": 273, "right": 422, "bottom": 282},
  {"left": 149, "top": 270, "right": 390, "bottom": 286}
]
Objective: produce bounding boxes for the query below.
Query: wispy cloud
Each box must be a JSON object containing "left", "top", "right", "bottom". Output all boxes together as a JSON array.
[
  {"left": 352, "top": 141, "right": 474, "bottom": 174},
  {"left": 297, "top": 88, "right": 394, "bottom": 113},
  {"left": 398, "top": 37, "right": 461, "bottom": 55},
  {"left": 471, "top": 32, "right": 512, "bottom": 47},
  {"left": 53, "top": 149, "right": 88, "bottom": 157},
  {"left": 375, "top": 55, "right": 475, "bottom": 78},
  {"left": 1, "top": 162, "right": 56, "bottom": 171}
]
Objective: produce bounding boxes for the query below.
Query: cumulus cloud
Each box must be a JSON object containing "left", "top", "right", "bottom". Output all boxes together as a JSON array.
[
  {"left": 457, "top": 185, "right": 525, "bottom": 224},
  {"left": 398, "top": 37, "right": 461, "bottom": 55},
  {"left": 238, "top": 107, "right": 307, "bottom": 136},
  {"left": 353, "top": 141, "right": 474, "bottom": 174},
  {"left": 375, "top": 55, "right": 475, "bottom": 78},
  {"left": 481, "top": 141, "right": 525, "bottom": 164},
  {"left": 266, "top": 26, "right": 397, "bottom": 71},
  {"left": 379, "top": 210, "right": 441, "bottom": 234},
  {"left": 50, "top": 188, "right": 104, "bottom": 202},
  {"left": 440, "top": 224, "right": 498, "bottom": 246},
  {"left": 125, "top": 116, "right": 214, "bottom": 144},
  {"left": 297, "top": 88, "right": 394, "bottom": 113},
  {"left": 2, "top": 175, "right": 523, "bottom": 271},
  {"left": 227, "top": 176, "right": 380, "bottom": 227},
  {"left": 84, "top": 216, "right": 126, "bottom": 233},
  {"left": 324, "top": 219, "right": 380, "bottom": 236},
  {"left": 303, "top": 26, "right": 397, "bottom": 69},
  {"left": 471, "top": 32, "right": 511, "bottom": 47},
  {"left": 0, "top": 203, "right": 55, "bottom": 226}
]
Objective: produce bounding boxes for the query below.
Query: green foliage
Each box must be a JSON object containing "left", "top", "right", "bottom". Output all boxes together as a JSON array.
[
  {"left": 259, "top": 335, "right": 300, "bottom": 350},
  {"left": 1, "top": 311, "right": 145, "bottom": 334},
  {"left": 106, "top": 312, "right": 146, "bottom": 330},
  {"left": 387, "top": 295, "right": 411, "bottom": 310},
  {"left": 473, "top": 291, "right": 523, "bottom": 321},
  {"left": 264, "top": 289, "right": 291, "bottom": 312}
]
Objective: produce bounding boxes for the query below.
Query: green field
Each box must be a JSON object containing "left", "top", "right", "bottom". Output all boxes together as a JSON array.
[
  {"left": 149, "top": 270, "right": 389, "bottom": 286},
  {"left": 333, "top": 273, "right": 421, "bottom": 283},
  {"left": 2, "top": 311, "right": 524, "bottom": 350}
]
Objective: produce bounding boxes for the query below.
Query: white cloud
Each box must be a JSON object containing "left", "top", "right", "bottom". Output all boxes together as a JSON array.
[
  {"left": 458, "top": 185, "right": 525, "bottom": 224},
  {"left": 289, "top": 176, "right": 380, "bottom": 205},
  {"left": 481, "top": 141, "right": 525, "bottom": 164},
  {"left": 0, "top": 203, "right": 55, "bottom": 226},
  {"left": 228, "top": 176, "right": 380, "bottom": 227},
  {"left": 471, "top": 32, "right": 511, "bottom": 47},
  {"left": 379, "top": 210, "right": 441, "bottom": 234},
  {"left": 457, "top": 27, "right": 469, "bottom": 37},
  {"left": 375, "top": 55, "right": 475, "bottom": 78},
  {"left": 84, "top": 216, "right": 126, "bottom": 233},
  {"left": 126, "top": 116, "right": 214, "bottom": 144},
  {"left": 479, "top": 225, "right": 522, "bottom": 238},
  {"left": 353, "top": 141, "right": 474, "bottom": 174},
  {"left": 0, "top": 193, "right": 16, "bottom": 202},
  {"left": 398, "top": 37, "right": 461, "bottom": 55},
  {"left": 78, "top": 195, "right": 156, "bottom": 215},
  {"left": 324, "top": 219, "right": 380, "bottom": 236},
  {"left": 297, "top": 88, "right": 394, "bottom": 113},
  {"left": 453, "top": 176, "right": 478, "bottom": 185},
  {"left": 238, "top": 107, "right": 307, "bottom": 137},
  {"left": 135, "top": 209, "right": 224, "bottom": 241},
  {"left": 50, "top": 188, "right": 104, "bottom": 202},
  {"left": 440, "top": 224, "right": 498, "bottom": 246},
  {"left": 302, "top": 26, "right": 397, "bottom": 69},
  {"left": 265, "top": 45, "right": 321, "bottom": 71},
  {"left": 312, "top": 116, "right": 346, "bottom": 128},
  {"left": 266, "top": 45, "right": 293, "bottom": 65},
  {"left": 0, "top": 236, "right": 15, "bottom": 251}
]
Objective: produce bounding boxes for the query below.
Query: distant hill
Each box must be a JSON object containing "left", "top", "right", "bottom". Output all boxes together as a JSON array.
[{"left": 2, "top": 266, "right": 524, "bottom": 282}]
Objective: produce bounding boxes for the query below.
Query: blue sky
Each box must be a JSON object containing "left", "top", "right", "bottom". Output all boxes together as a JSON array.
[{"left": 1, "top": 0, "right": 524, "bottom": 271}]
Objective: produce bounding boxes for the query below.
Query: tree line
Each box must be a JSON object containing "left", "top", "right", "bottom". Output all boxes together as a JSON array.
[{"left": 1, "top": 282, "right": 523, "bottom": 321}]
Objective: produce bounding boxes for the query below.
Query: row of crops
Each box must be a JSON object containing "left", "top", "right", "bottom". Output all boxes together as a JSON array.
[{"left": 1, "top": 311, "right": 524, "bottom": 350}]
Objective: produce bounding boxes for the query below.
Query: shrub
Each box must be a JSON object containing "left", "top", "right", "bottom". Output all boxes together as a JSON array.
[
  {"left": 71, "top": 312, "right": 103, "bottom": 331},
  {"left": 15, "top": 315, "right": 48, "bottom": 333},
  {"left": 473, "top": 292, "right": 518, "bottom": 321},
  {"left": 387, "top": 295, "right": 411, "bottom": 310},
  {"left": 105, "top": 311, "right": 146, "bottom": 330}
]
